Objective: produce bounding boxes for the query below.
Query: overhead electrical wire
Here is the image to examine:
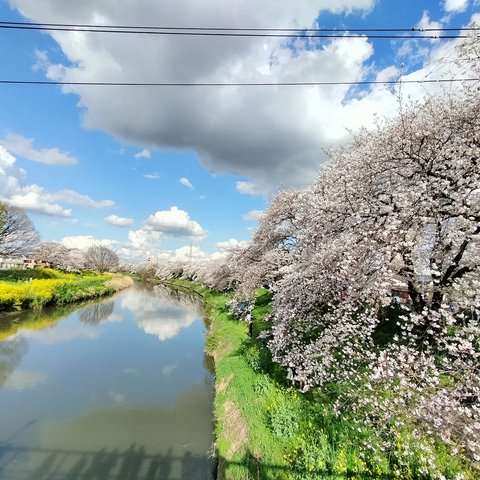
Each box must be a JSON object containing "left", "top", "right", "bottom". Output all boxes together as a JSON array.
[
  {"left": 0, "top": 78, "right": 477, "bottom": 88},
  {"left": 1, "top": 20, "right": 478, "bottom": 32},
  {"left": 0, "top": 20, "right": 477, "bottom": 88},
  {"left": 0, "top": 20, "right": 478, "bottom": 39}
]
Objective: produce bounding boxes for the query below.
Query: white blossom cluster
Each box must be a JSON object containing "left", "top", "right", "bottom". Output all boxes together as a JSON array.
[
  {"left": 134, "top": 256, "right": 240, "bottom": 292},
  {"left": 32, "top": 241, "right": 89, "bottom": 271}
]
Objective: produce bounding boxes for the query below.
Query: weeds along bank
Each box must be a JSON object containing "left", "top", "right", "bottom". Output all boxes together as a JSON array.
[
  {"left": 160, "top": 279, "right": 478, "bottom": 480},
  {"left": 0, "top": 268, "right": 133, "bottom": 311}
]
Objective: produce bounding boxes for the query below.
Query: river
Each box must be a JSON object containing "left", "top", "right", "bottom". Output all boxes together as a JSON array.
[{"left": 0, "top": 283, "right": 214, "bottom": 480}]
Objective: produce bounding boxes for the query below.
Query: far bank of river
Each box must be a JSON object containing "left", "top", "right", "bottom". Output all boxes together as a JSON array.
[{"left": 0, "top": 269, "right": 133, "bottom": 312}]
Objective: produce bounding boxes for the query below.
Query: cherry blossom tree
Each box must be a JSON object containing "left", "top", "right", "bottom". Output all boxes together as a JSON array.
[
  {"left": 235, "top": 37, "right": 480, "bottom": 471},
  {"left": 32, "top": 241, "right": 70, "bottom": 268},
  {"left": 231, "top": 188, "right": 304, "bottom": 294},
  {"left": 64, "top": 248, "right": 88, "bottom": 271},
  {"left": 32, "top": 242, "right": 87, "bottom": 271},
  {"left": 142, "top": 33, "right": 480, "bottom": 472}
]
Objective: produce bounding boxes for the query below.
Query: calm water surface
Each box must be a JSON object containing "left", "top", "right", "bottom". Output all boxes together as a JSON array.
[{"left": 0, "top": 283, "right": 214, "bottom": 479}]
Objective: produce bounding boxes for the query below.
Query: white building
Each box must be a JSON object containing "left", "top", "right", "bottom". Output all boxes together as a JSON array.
[{"left": 0, "top": 256, "right": 33, "bottom": 270}]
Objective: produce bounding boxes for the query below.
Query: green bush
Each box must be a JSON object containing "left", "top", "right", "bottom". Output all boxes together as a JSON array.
[
  {"left": 253, "top": 375, "right": 271, "bottom": 395},
  {"left": 268, "top": 397, "right": 302, "bottom": 439},
  {"left": 243, "top": 345, "right": 262, "bottom": 372}
]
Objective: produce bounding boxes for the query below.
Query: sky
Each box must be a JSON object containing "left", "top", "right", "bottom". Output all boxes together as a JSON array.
[{"left": 0, "top": 0, "right": 478, "bottom": 263}]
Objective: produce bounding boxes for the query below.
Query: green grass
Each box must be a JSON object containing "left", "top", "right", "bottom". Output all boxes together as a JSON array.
[{"left": 162, "top": 279, "right": 478, "bottom": 480}]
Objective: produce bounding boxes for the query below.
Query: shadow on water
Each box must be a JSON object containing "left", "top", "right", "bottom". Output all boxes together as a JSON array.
[
  {"left": 0, "top": 443, "right": 396, "bottom": 480},
  {"left": 0, "top": 443, "right": 213, "bottom": 480}
]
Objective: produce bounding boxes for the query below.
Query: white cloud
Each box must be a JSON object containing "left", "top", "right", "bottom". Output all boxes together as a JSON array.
[
  {"left": 143, "top": 173, "right": 160, "bottom": 179},
  {"left": 0, "top": 145, "right": 71, "bottom": 217},
  {"left": 1, "top": 133, "right": 77, "bottom": 165},
  {"left": 0, "top": 145, "right": 114, "bottom": 217},
  {"left": 174, "top": 245, "right": 210, "bottom": 260},
  {"left": 144, "top": 206, "right": 207, "bottom": 238},
  {"left": 105, "top": 214, "right": 134, "bottom": 227},
  {"left": 8, "top": 0, "right": 473, "bottom": 193},
  {"left": 127, "top": 228, "right": 163, "bottom": 250},
  {"left": 215, "top": 238, "right": 250, "bottom": 252},
  {"left": 236, "top": 181, "right": 263, "bottom": 196},
  {"left": 60, "top": 235, "right": 119, "bottom": 250},
  {"left": 56, "top": 228, "right": 169, "bottom": 264},
  {"left": 179, "top": 177, "right": 193, "bottom": 189},
  {"left": 416, "top": 11, "right": 443, "bottom": 34},
  {"left": 12, "top": 0, "right": 380, "bottom": 191},
  {"left": 6, "top": 187, "right": 73, "bottom": 217},
  {"left": 443, "top": 0, "right": 469, "bottom": 13},
  {"left": 47, "top": 190, "right": 115, "bottom": 208},
  {"left": 135, "top": 149, "right": 151, "bottom": 159},
  {"left": 23, "top": 323, "right": 100, "bottom": 344},
  {"left": 242, "top": 210, "right": 264, "bottom": 222},
  {"left": 161, "top": 364, "right": 177, "bottom": 376},
  {"left": 108, "top": 390, "right": 126, "bottom": 403}
]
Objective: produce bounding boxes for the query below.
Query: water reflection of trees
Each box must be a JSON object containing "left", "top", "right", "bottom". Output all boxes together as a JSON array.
[
  {"left": 0, "top": 298, "right": 115, "bottom": 386},
  {"left": 152, "top": 284, "right": 203, "bottom": 315},
  {"left": 0, "top": 337, "right": 28, "bottom": 387},
  {"left": 78, "top": 302, "right": 114, "bottom": 325},
  {"left": 0, "top": 299, "right": 110, "bottom": 342},
  {"left": 0, "top": 444, "right": 213, "bottom": 479}
]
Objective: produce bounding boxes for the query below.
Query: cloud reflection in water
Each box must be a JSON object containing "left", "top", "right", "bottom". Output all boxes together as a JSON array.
[
  {"left": 4, "top": 369, "right": 48, "bottom": 391},
  {"left": 120, "top": 286, "right": 202, "bottom": 341}
]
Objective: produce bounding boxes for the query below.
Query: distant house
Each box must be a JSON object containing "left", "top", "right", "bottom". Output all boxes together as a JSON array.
[
  {"left": 23, "top": 258, "right": 36, "bottom": 269},
  {"left": 34, "top": 260, "right": 50, "bottom": 268},
  {"left": 0, "top": 256, "right": 28, "bottom": 270},
  {"left": 0, "top": 256, "right": 45, "bottom": 270}
]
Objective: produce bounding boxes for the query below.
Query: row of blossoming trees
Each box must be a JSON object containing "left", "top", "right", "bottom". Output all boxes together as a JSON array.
[{"left": 136, "top": 38, "right": 480, "bottom": 473}]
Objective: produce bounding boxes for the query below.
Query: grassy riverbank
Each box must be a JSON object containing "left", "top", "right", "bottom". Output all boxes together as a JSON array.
[
  {"left": 0, "top": 268, "right": 133, "bottom": 311},
  {"left": 163, "top": 279, "right": 476, "bottom": 480}
]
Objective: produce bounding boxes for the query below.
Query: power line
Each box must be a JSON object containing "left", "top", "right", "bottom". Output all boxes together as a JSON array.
[
  {"left": 0, "top": 21, "right": 477, "bottom": 39},
  {"left": 0, "top": 78, "right": 477, "bottom": 87},
  {"left": 1, "top": 20, "right": 478, "bottom": 32}
]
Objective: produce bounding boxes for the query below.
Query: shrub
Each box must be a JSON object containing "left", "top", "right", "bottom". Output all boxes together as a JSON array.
[
  {"left": 268, "top": 397, "right": 302, "bottom": 439},
  {"left": 0, "top": 283, "right": 23, "bottom": 309}
]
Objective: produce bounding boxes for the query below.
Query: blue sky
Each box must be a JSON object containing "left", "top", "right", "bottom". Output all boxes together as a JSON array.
[{"left": 0, "top": 0, "right": 478, "bottom": 262}]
